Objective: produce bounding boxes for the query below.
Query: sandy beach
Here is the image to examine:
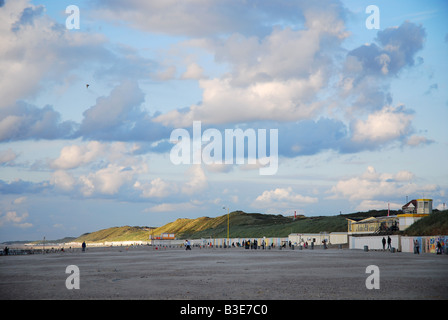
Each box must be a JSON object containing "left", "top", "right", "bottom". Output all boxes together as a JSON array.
[{"left": 0, "top": 245, "right": 447, "bottom": 300}]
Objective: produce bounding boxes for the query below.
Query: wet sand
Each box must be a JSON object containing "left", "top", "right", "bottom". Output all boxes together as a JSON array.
[{"left": 0, "top": 246, "right": 447, "bottom": 300}]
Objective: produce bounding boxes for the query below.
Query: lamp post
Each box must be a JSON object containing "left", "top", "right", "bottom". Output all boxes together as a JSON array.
[{"left": 223, "top": 206, "right": 230, "bottom": 247}]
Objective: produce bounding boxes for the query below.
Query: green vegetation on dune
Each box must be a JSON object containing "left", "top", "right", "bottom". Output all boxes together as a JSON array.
[
  {"left": 403, "top": 210, "right": 448, "bottom": 236},
  {"left": 72, "top": 211, "right": 355, "bottom": 242},
  {"left": 152, "top": 216, "right": 218, "bottom": 235},
  {"left": 70, "top": 209, "right": 448, "bottom": 243},
  {"left": 176, "top": 211, "right": 294, "bottom": 238},
  {"left": 177, "top": 211, "right": 346, "bottom": 239}
]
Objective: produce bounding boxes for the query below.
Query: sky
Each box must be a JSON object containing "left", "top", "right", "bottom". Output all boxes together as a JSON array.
[{"left": 0, "top": 0, "right": 447, "bottom": 242}]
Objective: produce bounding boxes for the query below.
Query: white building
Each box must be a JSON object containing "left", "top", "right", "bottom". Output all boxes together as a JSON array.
[
  {"left": 289, "top": 232, "right": 348, "bottom": 246},
  {"left": 398, "top": 199, "right": 432, "bottom": 231}
]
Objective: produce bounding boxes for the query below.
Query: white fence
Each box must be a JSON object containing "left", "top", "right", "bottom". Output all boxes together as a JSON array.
[
  {"left": 349, "top": 235, "right": 448, "bottom": 253},
  {"left": 289, "top": 232, "right": 348, "bottom": 246},
  {"left": 140, "top": 237, "right": 291, "bottom": 249},
  {"left": 401, "top": 235, "right": 447, "bottom": 253},
  {"left": 349, "top": 235, "right": 400, "bottom": 251},
  {"left": 44, "top": 234, "right": 448, "bottom": 254},
  {"left": 62, "top": 237, "right": 289, "bottom": 249}
]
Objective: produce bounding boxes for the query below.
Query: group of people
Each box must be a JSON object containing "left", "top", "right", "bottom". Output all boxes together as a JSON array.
[
  {"left": 413, "top": 239, "right": 444, "bottom": 254},
  {"left": 382, "top": 236, "right": 392, "bottom": 251},
  {"left": 243, "top": 239, "right": 265, "bottom": 249},
  {"left": 2, "top": 242, "right": 87, "bottom": 255},
  {"left": 183, "top": 239, "right": 274, "bottom": 250},
  {"left": 382, "top": 236, "right": 445, "bottom": 254}
]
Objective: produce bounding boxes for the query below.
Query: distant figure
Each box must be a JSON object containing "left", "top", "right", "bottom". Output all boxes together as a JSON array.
[
  {"left": 86, "top": 84, "right": 89, "bottom": 89},
  {"left": 382, "top": 237, "right": 386, "bottom": 250},
  {"left": 414, "top": 240, "right": 420, "bottom": 254},
  {"left": 185, "top": 240, "right": 191, "bottom": 250},
  {"left": 3, "top": 246, "right": 8, "bottom": 255},
  {"left": 387, "top": 236, "right": 392, "bottom": 250},
  {"left": 436, "top": 241, "right": 442, "bottom": 255},
  {"left": 82, "top": 241, "right": 86, "bottom": 252}
]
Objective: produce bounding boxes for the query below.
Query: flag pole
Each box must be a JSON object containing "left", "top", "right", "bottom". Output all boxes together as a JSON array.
[{"left": 227, "top": 207, "right": 230, "bottom": 247}]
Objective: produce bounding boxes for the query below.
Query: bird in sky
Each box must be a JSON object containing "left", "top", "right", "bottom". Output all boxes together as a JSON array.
[{"left": 86, "top": 84, "right": 89, "bottom": 89}]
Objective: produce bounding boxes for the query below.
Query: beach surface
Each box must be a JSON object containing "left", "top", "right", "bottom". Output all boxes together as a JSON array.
[{"left": 0, "top": 246, "right": 447, "bottom": 300}]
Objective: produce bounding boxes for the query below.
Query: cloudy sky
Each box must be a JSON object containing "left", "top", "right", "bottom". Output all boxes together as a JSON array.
[{"left": 0, "top": 0, "right": 447, "bottom": 241}]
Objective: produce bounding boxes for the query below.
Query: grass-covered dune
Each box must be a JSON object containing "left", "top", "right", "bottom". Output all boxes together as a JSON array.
[{"left": 71, "top": 209, "right": 447, "bottom": 242}]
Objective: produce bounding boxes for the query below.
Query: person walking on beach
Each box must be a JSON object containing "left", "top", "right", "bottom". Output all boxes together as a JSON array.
[
  {"left": 414, "top": 239, "right": 420, "bottom": 254},
  {"left": 382, "top": 237, "right": 386, "bottom": 251},
  {"left": 185, "top": 239, "right": 191, "bottom": 250},
  {"left": 436, "top": 241, "right": 442, "bottom": 255},
  {"left": 82, "top": 241, "right": 86, "bottom": 252},
  {"left": 387, "top": 236, "right": 391, "bottom": 251}
]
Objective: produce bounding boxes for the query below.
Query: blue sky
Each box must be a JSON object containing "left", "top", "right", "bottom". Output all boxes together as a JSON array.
[{"left": 0, "top": 0, "right": 447, "bottom": 241}]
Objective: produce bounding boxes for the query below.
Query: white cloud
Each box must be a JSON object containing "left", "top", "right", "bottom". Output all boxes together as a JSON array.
[
  {"left": 0, "top": 0, "right": 109, "bottom": 110},
  {"left": 145, "top": 201, "right": 198, "bottom": 213},
  {"left": 405, "top": 135, "right": 433, "bottom": 147},
  {"left": 329, "top": 166, "right": 438, "bottom": 202},
  {"left": 79, "top": 80, "right": 145, "bottom": 136},
  {"left": 51, "top": 141, "right": 146, "bottom": 171},
  {"left": 0, "top": 103, "right": 76, "bottom": 141},
  {"left": 50, "top": 170, "right": 76, "bottom": 191},
  {"left": 351, "top": 105, "right": 413, "bottom": 144},
  {"left": 93, "top": 0, "right": 285, "bottom": 37},
  {"left": 79, "top": 175, "right": 95, "bottom": 197},
  {"left": 181, "top": 62, "right": 204, "bottom": 80},
  {"left": 155, "top": 74, "right": 325, "bottom": 126},
  {"left": 182, "top": 165, "right": 208, "bottom": 195},
  {"left": 252, "top": 187, "right": 318, "bottom": 209},
  {"left": 0, "top": 2, "right": 156, "bottom": 143},
  {"left": 154, "top": 6, "right": 349, "bottom": 127},
  {"left": 51, "top": 141, "right": 105, "bottom": 170},
  {"left": 0, "top": 210, "right": 32, "bottom": 228},
  {"left": 134, "top": 178, "right": 178, "bottom": 198},
  {"left": 79, "top": 164, "right": 135, "bottom": 196},
  {"left": 48, "top": 140, "right": 150, "bottom": 197},
  {"left": 355, "top": 200, "right": 402, "bottom": 212}
]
